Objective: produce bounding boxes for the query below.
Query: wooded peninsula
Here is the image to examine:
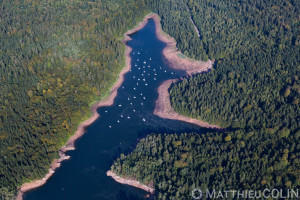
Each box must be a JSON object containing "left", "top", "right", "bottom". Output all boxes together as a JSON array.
[
  {"left": 0, "top": 0, "right": 299, "bottom": 199},
  {"left": 111, "top": 0, "right": 299, "bottom": 199}
]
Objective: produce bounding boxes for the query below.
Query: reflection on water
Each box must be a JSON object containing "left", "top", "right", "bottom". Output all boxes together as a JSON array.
[{"left": 24, "top": 19, "right": 210, "bottom": 200}]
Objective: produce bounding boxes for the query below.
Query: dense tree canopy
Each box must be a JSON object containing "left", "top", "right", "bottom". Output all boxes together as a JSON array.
[
  {"left": 168, "top": 0, "right": 300, "bottom": 131},
  {"left": 0, "top": 0, "right": 149, "bottom": 197},
  {"left": 112, "top": 0, "right": 300, "bottom": 199},
  {"left": 112, "top": 132, "right": 299, "bottom": 199},
  {"left": 1, "top": 0, "right": 299, "bottom": 198}
]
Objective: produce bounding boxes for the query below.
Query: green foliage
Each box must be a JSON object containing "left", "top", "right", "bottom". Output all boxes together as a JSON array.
[
  {"left": 111, "top": 0, "right": 300, "bottom": 199},
  {"left": 112, "top": 132, "right": 299, "bottom": 199},
  {"left": 1, "top": 0, "right": 299, "bottom": 198},
  {"left": 0, "top": 0, "right": 149, "bottom": 195},
  {"left": 165, "top": 0, "right": 299, "bottom": 131},
  {"left": 0, "top": 187, "right": 15, "bottom": 200},
  {"left": 224, "top": 134, "right": 232, "bottom": 142}
]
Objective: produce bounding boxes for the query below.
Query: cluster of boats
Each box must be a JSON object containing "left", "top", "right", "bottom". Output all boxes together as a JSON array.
[{"left": 106, "top": 50, "right": 176, "bottom": 128}]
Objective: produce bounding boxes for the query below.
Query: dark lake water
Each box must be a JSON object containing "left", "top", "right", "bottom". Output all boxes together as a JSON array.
[{"left": 24, "top": 19, "right": 210, "bottom": 200}]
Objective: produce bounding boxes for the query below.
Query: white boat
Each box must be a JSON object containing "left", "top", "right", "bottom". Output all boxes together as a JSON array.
[
  {"left": 143, "top": 118, "right": 146, "bottom": 122},
  {"left": 121, "top": 115, "right": 123, "bottom": 117},
  {"left": 117, "top": 120, "right": 120, "bottom": 123},
  {"left": 118, "top": 104, "right": 122, "bottom": 107},
  {"left": 109, "top": 125, "right": 112, "bottom": 128}
]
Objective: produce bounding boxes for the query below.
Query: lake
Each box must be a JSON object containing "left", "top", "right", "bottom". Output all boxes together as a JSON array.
[{"left": 24, "top": 18, "right": 210, "bottom": 200}]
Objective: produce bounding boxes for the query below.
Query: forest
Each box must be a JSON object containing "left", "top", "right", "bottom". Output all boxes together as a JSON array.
[
  {"left": 111, "top": 0, "right": 300, "bottom": 199},
  {"left": 166, "top": 0, "right": 300, "bottom": 131},
  {"left": 0, "top": 0, "right": 149, "bottom": 198},
  {"left": 111, "top": 132, "right": 299, "bottom": 199},
  {"left": 1, "top": 0, "right": 299, "bottom": 199}
]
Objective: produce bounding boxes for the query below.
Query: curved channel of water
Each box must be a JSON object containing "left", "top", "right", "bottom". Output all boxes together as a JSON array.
[{"left": 24, "top": 19, "right": 211, "bottom": 200}]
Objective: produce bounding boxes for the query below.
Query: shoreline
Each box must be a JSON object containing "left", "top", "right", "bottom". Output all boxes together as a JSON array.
[
  {"left": 17, "top": 13, "right": 155, "bottom": 200},
  {"left": 149, "top": 14, "right": 221, "bottom": 129},
  {"left": 150, "top": 14, "right": 213, "bottom": 75},
  {"left": 105, "top": 13, "right": 220, "bottom": 195},
  {"left": 107, "top": 171, "right": 154, "bottom": 194},
  {"left": 17, "top": 12, "right": 220, "bottom": 199},
  {"left": 154, "top": 79, "right": 221, "bottom": 130}
]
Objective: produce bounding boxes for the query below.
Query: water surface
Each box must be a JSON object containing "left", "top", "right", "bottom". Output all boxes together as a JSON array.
[{"left": 24, "top": 19, "right": 210, "bottom": 200}]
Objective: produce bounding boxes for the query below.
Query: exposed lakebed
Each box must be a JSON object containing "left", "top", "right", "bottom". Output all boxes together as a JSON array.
[{"left": 24, "top": 19, "right": 212, "bottom": 200}]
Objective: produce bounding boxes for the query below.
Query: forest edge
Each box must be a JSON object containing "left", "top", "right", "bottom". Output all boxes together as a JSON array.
[
  {"left": 17, "top": 13, "right": 221, "bottom": 199},
  {"left": 148, "top": 14, "right": 221, "bottom": 129},
  {"left": 108, "top": 13, "right": 223, "bottom": 194},
  {"left": 16, "top": 11, "right": 158, "bottom": 200}
]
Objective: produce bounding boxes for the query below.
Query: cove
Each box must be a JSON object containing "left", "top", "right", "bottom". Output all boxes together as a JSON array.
[{"left": 23, "top": 18, "right": 212, "bottom": 200}]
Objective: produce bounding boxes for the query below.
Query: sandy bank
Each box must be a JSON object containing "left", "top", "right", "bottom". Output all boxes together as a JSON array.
[
  {"left": 106, "top": 13, "right": 220, "bottom": 196},
  {"left": 154, "top": 79, "right": 221, "bottom": 129},
  {"left": 17, "top": 12, "right": 220, "bottom": 199},
  {"left": 16, "top": 12, "right": 152, "bottom": 200},
  {"left": 149, "top": 14, "right": 213, "bottom": 74},
  {"left": 107, "top": 171, "right": 154, "bottom": 194},
  {"left": 146, "top": 14, "right": 221, "bottom": 129}
]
